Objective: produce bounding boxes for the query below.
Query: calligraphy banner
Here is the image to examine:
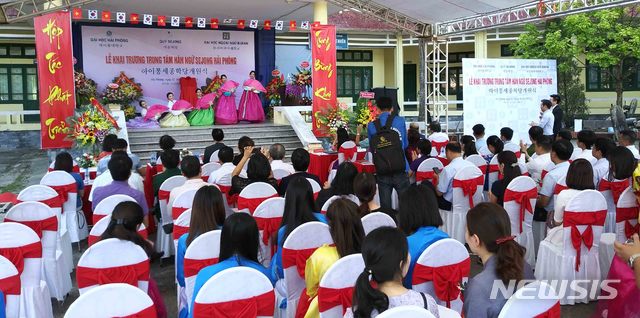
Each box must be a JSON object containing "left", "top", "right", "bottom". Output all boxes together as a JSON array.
[
  {"left": 35, "top": 11, "right": 75, "bottom": 149},
  {"left": 310, "top": 25, "right": 337, "bottom": 136}
]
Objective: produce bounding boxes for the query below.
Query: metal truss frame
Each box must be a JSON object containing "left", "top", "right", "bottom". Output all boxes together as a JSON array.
[
  {"left": 425, "top": 37, "right": 449, "bottom": 127},
  {"left": 435, "top": 0, "right": 640, "bottom": 36},
  {"left": 1, "top": 0, "right": 96, "bottom": 23}
]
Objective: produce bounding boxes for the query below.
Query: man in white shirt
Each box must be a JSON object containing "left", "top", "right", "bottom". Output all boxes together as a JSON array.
[
  {"left": 522, "top": 136, "right": 553, "bottom": 185},
  {"left": 531, "top": 99, "right": 555, "bottom": 137},
  {"left": 576, "top": 129, "right": 597, "bottom": 166},
  {"left": 427, "top": 121, "right": 449, "bottom": 142},
  {"left": 168, "top": 155, "right": 208, "bottom": 210},
  {"left": 619, "top": 129, "right": 640, "bottom": 160},
  {"left": 473, "top": 124, "right": 491, "bottom": 156},
  {"left": 88, "top": 166, "right": 144, "bottom": 202},
  {"left": 435, "top": 142, "right": 474, "bottom": 211},
  {"left": 269, "top": 143, "right": 295, "bottom": 174},
  {"left": 592, "top": 137, "right": 616, "bottom": 188},
  {"left": 208, "top": 146, "right": 237, "bottom": 186}
]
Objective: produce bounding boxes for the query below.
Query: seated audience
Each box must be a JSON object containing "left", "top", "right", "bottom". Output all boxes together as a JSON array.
[
  {"left": 88, "top": 157, "right": 145, "bottom": 203},
  {"left": 406, "top": 128, "right": 421, "bottom": 165},
  {"left": 435, "top": 142, "right": 474, "bottom": 211},
  {"left": 489, "top": 151, "right": 521, "bottom": 206},
  {"left": 96, "top": 133, "right": 118, "bottom": 160},
  {"left": 152, "top": 149, "right": 181, "bottom": 220},
  {"left": 523, "top": 136, "right": 552, "bottom": 185},
  {"left": 316, "top": 161, "right": 359, "bottom": 208},
  {"left": 409, "top": 139, "right": 432, "bottom": 177},
  {"left": 461, "top": 135, "right": 478, "bottom": 158},
  {"left": 53, "top": 152, "right": 83, "bottom": 209},
  {"left": 427, "top": 121, "right": 447, "bottom": 142},
  {"left": 232, "top": 136, "right": 255, "bottom": 165},
  {"left": 168, "top": 156, "right": 208, "bottom": 210},
  {"left": 97, "top": 138, "right": 142, "bottom": 175},
  {"left": 398, "top": 184, "right": 448, "bottom": 287},
  {"left": 519, "top": 126, "right": 543, "bottom": 159},
  {"left": 158, "top": 135, "right": 176, "bottom": 158},
  {"left": 353, "top": 172, "right": 396, "bottom": 218},
  {"left": 230, "top": 146, "right": 278, "bottom": 195},
  {"left": 269, "top": 143, "right": 295, "bottom": 174},
  {"left": 607, "top": 146, "right": 636, "bottom": 184},
  {"left": 334, "top": 127, "right": 350, "bottom": 151},
  {"left": 499, "top": 127, "right": 514, "bottom": 145},
  {"left": 576, "top": 129, "right": 597, "bottom": 165},
  {"left": 278, "top": 148, "right": 321, "bottom": 196},
  {"left": 302, "top": 198, "right": 365, "bottom": 317},
  {"left": 473, "top": 124, "right": 490, "bottom": 156},
  {"left": 346, "top": 227, "right": 440, "bottom": 318},
  {"left": 202, "top": 128, "right": 225, "bottom": 164},
  {"left": 592, "top": 137, "right": 616, "bottom": 188},
  {"left": 190, "top": 213, "right": 274, "bottom": 318},
  {"left": 485, "top": 135, "right": 504, "bottom": 162},
  {"left": 463, "top": 203, "right": 534, "bottom": 318},
  {"left": 555, "top": 129, "right": 572, "bottom": 142},
  {"left": 207, "top": 146, "right": 236, "bottom": 185},
  {"left": 619, "top": 129, "right": 640, "bottom": 160}
]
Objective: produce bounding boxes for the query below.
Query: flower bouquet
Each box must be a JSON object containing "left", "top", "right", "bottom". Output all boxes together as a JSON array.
[
  {"left": 291, "top": 66, "right": 312, "bottom": 87},
  {"left": 76, "top": 153, "right": 96, "bottom": 169},
  {"left": 354, "top": 98, "right": 380, "bottom": 126},
  {"left": 202, "top": 75, "right": 224, "bottom": 94},
  {"left": 66, "top": 105, "right": 118, "bottom": 149},
  {"left": 102, "top": 72, "right": 144, "bottom": 106},
  {"left": 123, "top": 105, "right": 136, "bottom": 120},
  {"left": 314, "top": 102, "right": 354, "bottom": 135},
  {"left": 74, "top": 71, "right": 97, "bottom": 107},
  {"left": 266, "top": 75, "right": 286, "bottom": 106}
]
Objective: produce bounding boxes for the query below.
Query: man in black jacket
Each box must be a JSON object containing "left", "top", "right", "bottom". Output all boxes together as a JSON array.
[{"left": 550, "top": 94, "right": 563, "bottom": 138}]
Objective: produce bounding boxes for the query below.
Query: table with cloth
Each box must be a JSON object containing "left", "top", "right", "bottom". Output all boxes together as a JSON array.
[{"left": 308, "top": 150, "right": 367, "bottom": 184}]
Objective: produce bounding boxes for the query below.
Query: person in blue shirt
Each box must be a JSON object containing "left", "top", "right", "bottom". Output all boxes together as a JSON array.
[
  {"left": 53, "top": 152, "right": 84, "bottom": 209},
  {"left": 176, "top": 185, "right": 225, "bottom": 318},
  {"left": 271, "top": 177, "right": 327, "bottom": 280},
  {"left": 397, "top": 184, "right": 449, "bottom": 288},
  {"left": 367, "top": 96, "right": 410, "bottom": 211},
  {"left": 190, "top": 213, "right": 274, "bottom": 318}
]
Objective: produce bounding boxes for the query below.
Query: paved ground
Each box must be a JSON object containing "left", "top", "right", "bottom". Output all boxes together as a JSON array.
[{"left": 0, "top": 149, "right": 597, "bottom": 318}]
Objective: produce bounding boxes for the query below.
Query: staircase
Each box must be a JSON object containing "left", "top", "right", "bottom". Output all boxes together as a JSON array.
[{"left": 128, "top": 122, "right": 303, "bottom": 163}]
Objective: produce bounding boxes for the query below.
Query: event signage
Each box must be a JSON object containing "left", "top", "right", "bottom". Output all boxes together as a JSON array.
[
  {"left": 310, "top": 24, "right": 337, "bottom": 136},
  {"left": 462, "top": 58, "right": 557, "bottom": 143},
  {"left": 359, "top": 91, "right": 375, "bottom": 99},
  {"left": 336, "top": 34, "right": 348, "bottom": 50},
  {"left": 35, "top": 11, "right": 75, "bottom": 149}
]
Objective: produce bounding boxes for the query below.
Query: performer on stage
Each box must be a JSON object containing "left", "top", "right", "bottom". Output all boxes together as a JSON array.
[
  {"left": 238, "top": 71, "right": 266, "bottom": 123},
  {"left": 160, "top": 92, "right": 190, "bottom": 128},
  {"left": 127, "top": 100, "right": 160, "bottom": 129},
  {"left": 215, "top": 75, "right": 240, "bottom": 125},
  {"left": 187, "top": 88, "right": 214, "bottom": 126}
]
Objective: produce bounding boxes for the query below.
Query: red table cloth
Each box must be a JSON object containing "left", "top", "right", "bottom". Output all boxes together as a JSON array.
[{"left": 309, "top": 151, "right": 367, "bottom": 184}]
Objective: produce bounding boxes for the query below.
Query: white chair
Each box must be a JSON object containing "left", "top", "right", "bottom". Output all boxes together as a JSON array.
[
  {"left": 503, "top": 176, "right": 538, "bottom": 267},
  {"left": 192, "top": 267, "right": 275, "bottom": 318},
  {"left": 76, "top": 238, "right": 150, "bottom": 294},
  {"left": 5, "top": 202, "right": 71, "bottom": 301},
  {"left": 157, "top": 175, "right": 187, "bottom": 258},
  {"left": 172, "top": 189, "right": 198, "bottom": 222},
  {"left": 487, "top": 155, "right": 499, "bottom": 192},
  {"left": 361, "top": 212, "right": 396, "bottom": 235},
  {"left": 253, "top": 197, "right": 285, "bottom": 266},
  {"left": 376, "top": 305, "right": 436, "bottom": 318},
  {"left": 237, "top": 182, "right": 279, "bottom": 214},
  {"left": 320, "top": 194, "right": 360, "bottom": 214},
  {"left": 41, "top": 171, "right": 88, "bottom": 243},
  {"left": 201, "top": 162, "right": 222, "bottom": 183},
  {"left": 307, "top": 178, "right": 322, "bottom": 199},
  {"left": 183, "top": 230, "right": 221, "bottom": 312},
  {"left": 615, "top": 187, "right": 639, "bottom": 242},
  {"left": 539, "top": 161, "right": 555, "bottom": 188},
  {"left": 88, "top": 216, "right": 148, "bottom": 246},
  {"left": 599, "top": 178, "right": 631, "bottom": 233},
  {"left": 273, "top": 169, "right": 292, "bottom": 181},
  {"left": 174, "top": 209, "right": 192, "bottom": 252},
  {"left": 318, "top": 254, "right": 364, "bottom": 318},
  {"left": 412, "top": 239, "right": 469, "bottom": 314},
  {"left": 503, "top": 146, "right": 522, "bottom": 164},
  {"left": 0, "top": 255, "right": 20, "bottom": 318},
  {"left": 0, "top": 222, "right": 53, "bottom": 318},
  {"left": 209, "top": 150, "right": 220, "bottom": 164},
  {"left": 415, "top": 158, "right": 444, "bottom": 187},
  {"left": 437, "top": 305, "right": 462, "bottom": 318},
  {"left": 464, "top": 154, "right": 487, "bottom": 170},
  {"left": 430, "top": 133, "right": 449, "bottom": 157},
  {"left": 338, "top": 141, "right": 358, "bottom": 163},
  {"left": 535, "top": 190, "right": 607, "bottom": 305},
  {"left": 442, "top": 166, "right": 484, "bottom": 243},
  {"left": 64, "top": 283, "right": 156, "bottom": 318},
  {"left": 598, "top": 232, "right": 616, "bottom": 279},
  {"left": 497, "top": 281, "right": 560, "bottom": 318},
  {"left": 282, "top": 222, "right": 333, "bottom": 318},
  {"left": 92, "top": 194, "right": 136, "bottom": 224}
]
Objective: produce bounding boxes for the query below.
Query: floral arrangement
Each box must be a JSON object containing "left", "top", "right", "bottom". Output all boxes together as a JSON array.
[
  {"left": 66, "top": 105, "right": 118, "bottom": 148},
  {"left": 123, "top": 105, "right": 136, "bottom": 120},
  {"left": 300, "top": 96, "right": 312, "bottom": 106},
  {"left": 180, "top": 148, "right": 193, "bottom": 159},
  {"left": 354, "top": 98, "right": 380, "bottom": 126},
  {"left": 74, "top": 71, "right": 97, "bottom": 107},
  {"left": 291, "top": 66, "right": 312, "bottom": 87},
  {"left": 102, "top": 73, "right": 143, "bottom": 105},
  {"left": 266, "top": 75, "right": 286, "bottom": 106},
  {"left": 76, "top": 153, "right": 96, "bottom": 168},
  {"left": 314, "top": 102, "right": 354, "bottom": 135},
  {"left": 202, "top": 75, "right": 224, "bottom": 94},
  {"left": 285, "top": 83, "right": 305, "bottom": 98}
]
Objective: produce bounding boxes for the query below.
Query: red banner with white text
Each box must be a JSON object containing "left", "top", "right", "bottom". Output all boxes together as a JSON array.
[
  {"left": 311, "top": 25, "right": 337, "bottom": 136},
  {"left": 35, "top": 11, "right": 75, "bottom": 149}
]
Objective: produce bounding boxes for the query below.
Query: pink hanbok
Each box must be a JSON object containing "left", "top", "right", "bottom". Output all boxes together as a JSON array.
[
  {"left": 215, "top": 80, "right": 240, "bottom": 125},
  {"left": 592, "top": 256, "right": 640, "bottom": 318},
  {"left": 238, "top": 79, "right": 266, "bottom": 123}
]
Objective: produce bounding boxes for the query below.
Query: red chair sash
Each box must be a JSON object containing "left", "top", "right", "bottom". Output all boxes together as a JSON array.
[
  {"left": 432, "top": 141, "right": 448, "bottom": 154},
  {"left": 564, "top": 210, "right": 606, "bottom": 272},
  {"left": 553, "top": 183, "right": 568, "bottom": 196},
  {"left": 92, "top": 214, "right": 108, "bottom": 225},
  {"left": 540, "top": 170, "right": 549, "bottom": 187},
  {"left": 192, "top": 290, "right": 274, "bottom": 318},
  {"left": 504, "top": 188, "right": 537, "bottom": 233},
  {"left": 281, "top": 247, "right": 318, "bottom": 278},
  {"left": 49, "top": 183, "right": 77, "bottom": 203},
  {"left": 436, "top": 157, "right": 449, "bottom": 167},
  {"left": 201, "top": 176, "right": 209, "bottom": 183},
  {"left": 157, "top": 190, "right": 170, "bottom": 201},
  {"left": 172, "top": 206, "right": 189, "bottom": 221},
  {"left": 88, "top": 228, "right": 148, "bottom": 246},
  {"left": 116, "top": 304, "right": 157, "bottom": 318},
  {"left": 254, "top": 216, "right": 282, "bottom": 256},
  {"left": 452, "top": 175, "right": 484, "bottom": 208},
  {"left": 76, "top": 259, "right": 149, "bottom": 289},
  {"left": 534, "top": 301, "right": 560, "bottom": 318},
  {"left": 4, "top": 216, "right": 58, "bottom": 238},
  {"left": 0, "top": 241, "right": 42, "bottom": 275},
  {"left": 598, "top": 179, "right": 630, "bottom": 204},
  {"left": 616, "top": 206, "right": 639, "bottom": 223},
  {"left": 139, "top": 228, "right": 148, "bottom": 240},
  {"left": 415, "top": 171, "right": 434, "bottom": 183},
  {"left": 317, "top": 286, "right": 353, "bottom": 315},
  {"left": 411, "top": 258, "right": 471, "bottom": 308},
  {"left": 237, "top": 194, "right": 279, "bottom": 214},
  {"left": 625, "top": 221, "right": 640, "bottom": 240},
  {"left": 183, "top": 257, "right": 219, "bottom": 278},
  {"left": 338, "top": 147, "right": 357, "bottom": 162},
  {"left": 488, "top": 164, "right": 500, "bottom": 174},
  {"left": 17, "top": 196, "right": 62, "bottom": 209},
  {"left": 0, "top": 273, "right": 20, "bottom": 298},
  {"left": 217, "top": 185, "right": 237, "bottom": 205},
  {"left": 173, "top": 225, "right": 190, "bottom": 240}
]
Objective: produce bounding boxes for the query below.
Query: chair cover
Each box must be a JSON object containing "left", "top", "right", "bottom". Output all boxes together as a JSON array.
[
  {"left": 376, "top": 305, "right": 436, "bottom": 318},
  {"left": 88, "top": 217, "right": 148, "bottom": 246},
  {"left": 5, "top": 202, "right": 71, "bottom": 301},
  {"left": 318, "top": 254, "right": 364, "bottom": 318},
  {"left": 273, "top": 169, "right": 292, "bottom": 181},
  {"left": 338, "top": 141, "right": 358, "bottom": 164},
  {"left": 183, "top": 230, "right": 221, "bottom": 312},
  {"left": 201, "top": 162, "right": 222, "bottom": 183},
  {"left": 0, "top": 223, "right": 53, "bottom": 318},
  {"left": 599, "top": 178, "right": 631, "bottom": 233},
  {"left": 464, "top": 154, "right": 486, "bottom": 170},
  {"left": 41, "top": 171, "right": 88, "bottom": 243},
  {"left": 64, "top": 283, "right": 156, "bottom": 318},
  {"left": 437, "top": 305, "right": 462, "bottom": 318},
  {"left": 497, "top": 281, "right": 560, "bottom": 318},
  {"left": 157, "top": 175, "right": 187, "bottom": 258},
  {"left": 92, "top": 194, "right": 136, "bottom": 225},
  {"left": 535, "top": 190, "right": 607, "bottom": 305},
  {"left": 192, "top": 267, "right": 275, "bottom": 318},
  {"left": 429, "top": 133, "right": 449, "bottom": 157},
  {"left": 0, "top": 255, "right": 20, "bottom": 318},
  {"left": 282, "top": 222, "right": 333, "bottom": 318},
  {"left": 415, "top": 158, "right": 444, "bottom": 187},
  {"left": 172, "top": 189, "right": 198, "bottom": 221},
  {"left": 361, "top": 212, "right": 396, "bottom": 235},
  {"left": 209, "top": 150, "right": 220, "bottom": 164},
  {"left": 503, "top": 176, "right": 537, "bottom": 267},
  {"left": 237, "top": 182, "right": 279, "bottom": 214},
  {"left": 412, "top": 239, "right": 469, "bottom": 313},
  {"left": 443, "top": 166, "right": 483, "bottom": 243},
  {"left": 306, "top": 178, "right": 321, "bottom": 200},
  {"left": 487, "top": 155, "right": 499, "bottom": 192},
  {"left": 320, "top": 195, "right": 360, "bottom": 214},
  {"left": 539, "top": 161, "right": 555, "bottom": 188},
  {"left": 598, "top": 233, "right": 616, "bottom": 279},
  {"left": 253, "top": 197, "right": 285, "bottom": 266},
  {"left": 503, "top": 145, "right": 522, "bottom": 161},
  {"left": 615, "top": 187, "right": 638, "bottom": 242},
  {"left": 553, "top": 176, "right": 568, "bottom": 199},
  {"left": 76, "top": 238, "right": 150, "bottom": 294},
  {"left": 174, "top": 209, "right": 192, "bottom": 252}
]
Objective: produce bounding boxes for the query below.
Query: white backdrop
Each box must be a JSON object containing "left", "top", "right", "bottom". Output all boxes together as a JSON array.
[
  {"left": 462, "top": 58, "right": 557, "bottom": 144},
  {"left": 81, "top": 26, "right": 255, "bottom": 106}
]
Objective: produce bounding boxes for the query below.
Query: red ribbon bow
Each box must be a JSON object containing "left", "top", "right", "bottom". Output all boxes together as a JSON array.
[
  {"left": 217, "top": 185, "right": 238, "bottom": 205},
  {"left": 157, "top": 190, "right": 170, "bottom": 201},
  {"left": 255, "top": 216, "right": 282, "bottom": 256},
  {"left": 115, "top": 304, "right": 157, "bottom": 318},
  {"left": 173, "top": 225, "right": 190, "bottom": 240},
  {"left": 625, "top": 221, "right": 640, "bottom": 240},
  {"left": 533, "top": 301, "right": 561, "bottom": 318},
  {"left": 338, "top": 146, "right": 357, "bottom": 162},
  {"left": 4, "top": 216, "right": 58, "bottom": 239},
  {"left": 598, "top": 179, "right": 630, "bottom": 204},
  {"left": 172, "top": 206, "right": 189, "bottom": 221},
  {"left": 76, "top": 259, "right": 150, "bottom": 289},
  {"left": 564, "top": 210, "right": 606, "bottom": 271},
  {"left": 17, "top": 196, "right": 62, "bottom": 209},
  {"left": 281, "top": 247, "right": 318, "bottom": 278},
  {"left": 553, "top": 183, "right": 568, "bottom": 196},
  {"left": 432, "top": 141, "right": 448, "bottom": 154},
  {"left": 49, "top": 183, "right": 77, "bottom": 204},
  {"left": 504, "top": 188, "right": 538, "bottom": 233},
  {"left": 317, "top": 286, "right": 354, "bottom": 315},
  {"left": 0, "top": 273, "right": 21, "bottom": 300},
  {"left": 237, "top": 194, "right": 279, "bottom": 214},
  {"left": 415, "top": 171, "right": 436, "bottom": 187},
  {"left": 411, "top": 258, "right": 470, "bottom": 308},
  {"left": 192, "top": 290, "right": 275, "bottom": 318},
  {"left": 452, "top": 175, "right": 484, "bottom": 208},
  {"left": 183, "top": 257, "right": 219, "bottom": 278},
  {"left": 0, "top": 241, "right": 43, "bottom": 276}
]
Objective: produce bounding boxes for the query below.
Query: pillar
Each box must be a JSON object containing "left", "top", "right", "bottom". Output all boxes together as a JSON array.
[
  {"left": 395, "top": 33, "right": 404, "bottom": 113},
  {"left": 313, "top": 0, "right": 328, "bottom": 24},
  {"left": 418, "top": 37, "right": 427, "bottom": 122},
  {"left": 474, "top": 31, "right": 488, "bottom": 58}
]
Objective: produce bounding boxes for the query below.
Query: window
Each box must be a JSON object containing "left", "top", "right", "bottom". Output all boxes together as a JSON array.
[
  {"left": 0, "top": 44, "right": 36, "bottom": 58},
  {"left": 337, "top": 50, "right": 373, "bottom": 62},
  {"left": 337, "top": 66, "right": 373, "bottom": 99},
  {"left": 501, "top": 44, "right": 514, "bottom": 57},
  {"left": 0, "top": 65, "right": 38, "bottom": 103},
  {"left": 449, "top": 51, "right": 474, "bottom": 63},
  {"left": 586, "top": 59, "right": 640, "bottom": 91}
]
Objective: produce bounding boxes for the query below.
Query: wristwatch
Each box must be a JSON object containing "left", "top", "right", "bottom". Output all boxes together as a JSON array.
[{"left": 630, "top": 253, "right": 640, "bottom": 267}]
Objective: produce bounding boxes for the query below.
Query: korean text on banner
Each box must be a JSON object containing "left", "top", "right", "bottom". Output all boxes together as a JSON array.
[
  {"left": 311, "top": 25, "right": 337, "bottom": 136},
  {"left": 35, "top": 11, "right": 76, "bottom": 149}
]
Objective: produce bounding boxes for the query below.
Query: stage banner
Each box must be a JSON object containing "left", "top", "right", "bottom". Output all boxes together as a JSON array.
[
  {"left": 462, "top": 58, "right": 557, "bottom": 144},
  {"left": 310, "top": 25, "right": 337, "bottom": 136},
  {"left": 35, "top": 11, "right": 76, "bottom": 149},
  {"left": 80, "top": 26, "right": 255, "bottom": 106}
]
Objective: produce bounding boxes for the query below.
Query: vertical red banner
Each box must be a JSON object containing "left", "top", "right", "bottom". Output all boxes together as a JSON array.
[
  {"left": 310, "top": 25, "right": 337, "bottom": 136},
  {"left": 34, "top": 11, "right": 75, "bottom": 149}
]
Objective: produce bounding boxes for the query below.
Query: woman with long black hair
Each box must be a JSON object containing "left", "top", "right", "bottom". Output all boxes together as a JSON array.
[{"left": 489, "top": 151, "right": 522, "bottom": 205}]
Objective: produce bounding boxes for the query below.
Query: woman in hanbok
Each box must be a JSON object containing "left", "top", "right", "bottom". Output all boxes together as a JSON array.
[
  {"left": 238, "top": 71, "right": 266, "bottom": 123},
  {"left": 126, "top": 100, "right": 160, "bottom": 129},
  {"left": 214, "top": 75, "right": 239, "bottom": 125},
  {"left": 186, "top": 88, "right": 214, "bottom": 126},
  {"left": 159, "top": 92, "right": 191, "bottom": 128}
]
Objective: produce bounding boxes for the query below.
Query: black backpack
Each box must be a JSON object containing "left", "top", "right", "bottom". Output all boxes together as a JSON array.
[{"left": 371, "top": 114, "right": 406, "bottom": 175}]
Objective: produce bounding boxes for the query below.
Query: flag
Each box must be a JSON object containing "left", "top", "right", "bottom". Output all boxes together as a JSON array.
[
  {"left": 185, "top": 17, "right": 193, "bottom": 28},
  {"left": 300, "top": 21, "right": 309, "bottom": 30},
  {"left": 237, "top": 19, "right": 245, "bottom": 29},
  {"left": 210, "top": 18, "right": 219, "bottom": 29},
  {"left": 275, "top": 20, "right": 284, "bottom": 31},
  {"left": 101, "top": 11, "right": 111, "bottom": 22},
  {"left": 223, "top": 18, "right": 232, "bottom": 24},
  {"left": 197, "top": 17, "right": 206, "bottom": 28},
  {"left": 72, "top": 8, "right": 82, "bottom": 19},
  {"left": 264, "top": 20, "right": 271, "bottom": 30},
  {"left": 116, "top": 12, "right": 126, "bottom": 23},
  {"left": 87, "top": 9, "right": 98, "bottom": 20},
  {"left": 143, "top": 14, "right": 153, "bottom": 25},
  {"left": 157, "top": 15, "right": 166, "bottom": 26},
  {"left": 171, "top": 16, "right": 180, "bottom": 27},
  {"left": 130, "top": 13, "right": 140, "bottom": 24},
  {"left": 312, "top": 21, "right": 321, "bottom": 28},
  {"left": 289, "top": 20, "right": 296, "bottom": 31},
  {"left": 249, "top": 20, "right": 258, "bottom": 29}
]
